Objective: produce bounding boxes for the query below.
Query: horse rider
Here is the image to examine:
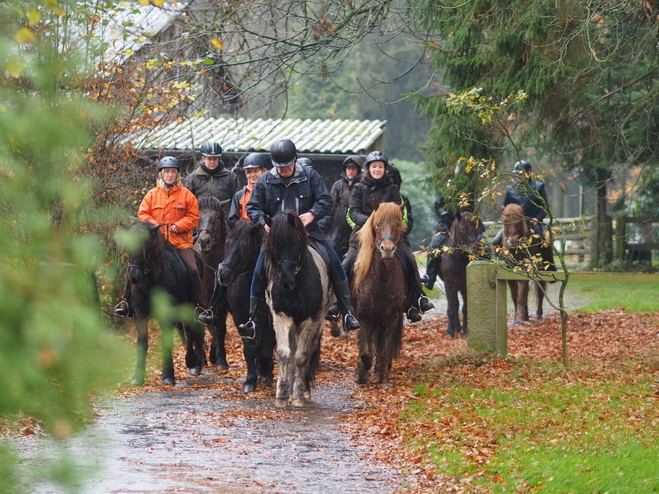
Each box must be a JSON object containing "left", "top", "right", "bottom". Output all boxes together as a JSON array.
[
  {"left": 387, "top": 163, "right": 414, "bottom": 248},
  {"left": 421, "top": 196, "right": 454, "bottom": 289},
  {"left": 197, "top": 153, "right": 268, "bottom": 326},
  {"left": 227, "top": 152, "right": 268, "bottom": 226},
  {"left": 344, "top": 151, "right": 434, "bottom": 323},
  {"left": 242, "top": 138, "right": 360, "bottom": 334},
  {"left": 184, "top": 141, "right": 240, "bottom": 216},
  {"left": 318, "top": 155, "right": 364, "bottom": 247},
  {"left": 115, "top": 156, "right": 205, "bottom": 316},
  {"left": 492, "top": 160, "right": 556, "bottom": 270}
]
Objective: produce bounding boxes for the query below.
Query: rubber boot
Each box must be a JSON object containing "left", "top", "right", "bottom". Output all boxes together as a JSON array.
[{"left": 334, "top": 278, "right": 359, "bottom": 332}]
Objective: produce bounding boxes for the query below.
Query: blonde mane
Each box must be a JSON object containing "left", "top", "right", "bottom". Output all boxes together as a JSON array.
[{"left": 353, "top": 202, "right": 405, "bottom": 289}]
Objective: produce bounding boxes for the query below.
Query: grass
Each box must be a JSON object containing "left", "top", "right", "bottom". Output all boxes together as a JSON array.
[
  {"left": 402, "top": 359, "right": 659, "bottom": 493},
  {"left": 568, "top": 281, "right": 659, "bottom": 312}
]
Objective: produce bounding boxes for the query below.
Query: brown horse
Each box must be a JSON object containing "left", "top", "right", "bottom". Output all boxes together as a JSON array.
[
  {"left": 499, "top": 203, "right": 546, "bottom": 326},
  {"left": 352, "top": 201, "right": 407, "bottom": 388},
  {"left": 439, "top": 211, "right": 486, "bottom": 338}
]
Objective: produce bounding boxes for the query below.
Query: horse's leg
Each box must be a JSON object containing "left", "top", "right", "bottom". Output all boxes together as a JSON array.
[
  {"left": 517, "top": 280, "right": 530, "bottom": 324},
  {"left": 535, "top": 280, "right": 546, "bottom": 320},
  {"left": 460, "top": 284, "right": 468, "bottom": 338},
  {"left": 507, "top": 281, "right": 519, "bottom": 326},
  {"left": 210, "top": 309, "right": 229, "bottom": 371},
  {"left": 274, "top": 315, "right": 293, "bottom": 407},
  {"left": 445, "top": 281, "right": 460, "bottom": 338},
  {"left": 374, "top": 325, "right": 391, "bottom": 389},
  {"left": 257, "top": 324, "right": 276, "bottom": 388},
  {"left": 161, "top": 323, "right": 176, "bottom": 385},
  {"left": 356, "top": 325, "right": 373, "bottom": 385},
  {"left": 242, "top": 337, "right": 258, "bottom": 393},
  {"left": 291, "top": 323, "right": 314, "bottom": 407},
  {"left": 183, "top": 321, "right": 204, "bottom": 376},
  {"left": 132, "top": 318, "right": 149, "bottom": 386}
]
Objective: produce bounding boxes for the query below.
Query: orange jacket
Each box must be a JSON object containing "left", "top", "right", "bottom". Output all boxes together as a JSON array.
[{"left": 138, "top": 181, "right": 199, "bottom": 249}]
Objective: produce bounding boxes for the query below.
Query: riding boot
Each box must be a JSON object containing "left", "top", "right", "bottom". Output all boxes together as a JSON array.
[
  {"left": 422, "top": 253, "right": 441, "bottom": 289},
  {"left": 238, "top": 296, "right": 260, "bottom": 339},
  {"left": 333, "top": 278, "right": 359, "bottom": 332},
  {"left": 492, "top": 228, "right": 503, "bottom": 247},
  {"left": 114, "top": 300, "right": 130, "bottom": 317},
  {"left": 328, "top": 246, "right": 357, "bottom": 322}
]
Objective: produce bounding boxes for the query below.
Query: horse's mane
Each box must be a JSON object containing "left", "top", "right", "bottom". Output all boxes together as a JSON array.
[
  {"left": 130, "top": 220, "right": 165, "bottom": 284},
  {"left": 198, "top": 195, "right": 223, "bottom": 212},
  {"left": 353, "top": 202, "right": 404, "bottom": 289},
  {"left": 264, "top": 211, "right": 308, "bottom": 261}
]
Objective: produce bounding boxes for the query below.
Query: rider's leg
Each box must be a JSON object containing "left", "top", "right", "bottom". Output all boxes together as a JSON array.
[
  {"left": 422, "top": 232, "right": 446, "bottom": 289},
  {"left": 328, "top": 243, "right": 358, "bottom": 322},
  {"left": 178, "top": 248, "right": 207, "bottom": 310},
  {"left": 238, "top": 250, "right": 266, "bottom": 333},
  {"left": 198, "top": 278, "right": 227, "bottom": 325},
  {"left": 319, "top": 239, "right": 359, "bottom": 333},
  {"left": 397, "top": 244, "right": 434, "bottom": 323}
]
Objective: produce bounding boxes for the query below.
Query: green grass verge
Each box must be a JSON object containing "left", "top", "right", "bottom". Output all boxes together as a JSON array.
[
  {"left": 403, "top": 359, "right": 659, "bottom": 493},
  {"left": 568, "top": 281, "right": 659, "bottom": 312}
]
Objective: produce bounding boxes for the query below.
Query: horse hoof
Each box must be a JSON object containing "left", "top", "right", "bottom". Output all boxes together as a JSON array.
[
  {"left": 130, "top": 377, "right": 144, "bottom": 386},
  {"left": 189, "top": 366, "right": 202, "bottom": 376},
  {"left": 275, "top": 399, "right": 288, "bottom": 408},
  {"left": 216, "top": 363, "right": 229, "bottom": 372},
  {"left": 162, "top": 376, "right": 176, "bottom": 385},
  {"left": 303, "top": 391, "right": 310, "bottom": 400},
  {"left": 243, "top": 382, "right": 256, "bottom": 393},
  {"left": 291, "top": 398, "right": 306, "bottom": 408},
  {"left": 380, "top": 382, "right": 392, "bottom": 390},
  {"left": 357, "top": 376, "right": 368, "bottom": 385}
]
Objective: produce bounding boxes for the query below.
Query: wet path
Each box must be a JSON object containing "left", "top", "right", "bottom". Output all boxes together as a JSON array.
[{"left": 30, "top": 371, "right": 400, "bottom": 494}]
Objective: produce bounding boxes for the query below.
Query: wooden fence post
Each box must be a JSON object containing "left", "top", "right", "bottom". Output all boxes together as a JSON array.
[{"left": 466, "top": 260, "right": 508, "bottom": 356}]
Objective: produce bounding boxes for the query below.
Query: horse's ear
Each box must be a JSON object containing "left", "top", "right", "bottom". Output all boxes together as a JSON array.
[
  {"left": 372, "top": 199, "right": 380, "bottom": 211},
  {"left": 220, "top": 199, "right": 231, "bottom": 209},
  {"left": 287, "top": 212, "right": 297, "bottom": 228},
  {"left": 399, "top": 201, "right": 406, "bottom": 212},
  {"left": 150, "top": 224, "right": 162, "bottom": 234},
  {"left": 454, "top": 212, "right": 462, "bottom": 223}
]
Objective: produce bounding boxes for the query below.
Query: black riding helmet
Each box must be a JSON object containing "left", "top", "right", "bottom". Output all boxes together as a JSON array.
[
  {"left": 200, "top": 141, "right": 222, "bottom": 157},
  {"left": 270, "top": 138, "right": 297, "bottom": 167},
  {"left": 513, "top": 160, "right": 532, "bottom": 174},
  {"left": 364, "top": 150, "right": 389, "bottom": 168},
  {"left": 297, "top": 157, "right": 313, "bottom": 168},
  {"left": 342, "top": 155, "right": 363, "bottom": 172},
  {"left": 157, "top": 156, "right": 180, "bottom": 170},
  {"left": 242, "top": 152, "right": 267, "bottom": 170}
]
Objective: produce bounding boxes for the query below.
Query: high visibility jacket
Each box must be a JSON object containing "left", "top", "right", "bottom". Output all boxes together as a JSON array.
[{"left": 138, "top": 181, "right": 199, "bottom": 249}]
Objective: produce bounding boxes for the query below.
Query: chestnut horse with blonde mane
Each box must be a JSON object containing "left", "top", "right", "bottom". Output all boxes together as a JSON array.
[
  {"left": 352, "top": 201, "right": 407, "bottom": 388},
  {"left": 500, "top": 203, "right": 546, "bottom": 326}
]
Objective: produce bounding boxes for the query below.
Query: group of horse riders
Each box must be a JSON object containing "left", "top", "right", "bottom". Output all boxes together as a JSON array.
[
  {"left": 114, "top": 137, "right": 553, "bottom": 330},
  {"left": 422, "top": 159, "right": 556, "bottom": 289}
]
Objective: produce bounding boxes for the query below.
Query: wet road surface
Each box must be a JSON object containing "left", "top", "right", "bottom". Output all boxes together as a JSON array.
[{"left": 26, "top": 371, "right": 400, "bottom": 494}]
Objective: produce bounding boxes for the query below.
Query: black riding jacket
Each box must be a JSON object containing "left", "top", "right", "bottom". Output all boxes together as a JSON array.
[
  {"left": 348, "top": 174, "right": 401, "bottom": 228},
  {"left": 502, "top": 179, "right": 550, "bottom": 222},
  {"left": 246, "top": 163, "right": 332, "bottom": 242},
  {"left": 318, "top": 172, "right": 362, "bottom": 233}
]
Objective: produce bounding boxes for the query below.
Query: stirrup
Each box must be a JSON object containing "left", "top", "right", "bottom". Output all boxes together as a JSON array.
[
  {"left": 198, "top": 308, "right": 214, "bottom": 325},
  {"left": 114, "top": 300, "right": 129, "bottom": 317},
  {"left": 238, "top": 319, "right": 257, "bottom": 341}
]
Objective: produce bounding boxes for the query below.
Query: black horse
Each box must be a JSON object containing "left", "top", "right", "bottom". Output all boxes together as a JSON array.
[
  {"left": 123, "top": 221, "right": 206, "bottom": 385},
  {"left": 439, "top": 211, "right": 486, "bottom": 338},
  {"left": 263, "top": 211, "right": 332, "bottom": 407},
  {"left": 217, "top": 220, "right": 275, "bottom": 393},
  {"left": 194, "top": 196, "right": 230, "bottom": 370}
]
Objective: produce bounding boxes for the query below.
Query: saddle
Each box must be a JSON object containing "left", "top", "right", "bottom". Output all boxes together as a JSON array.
[{"left": 308, "top": 238, "right": 331, "bottom": 270}]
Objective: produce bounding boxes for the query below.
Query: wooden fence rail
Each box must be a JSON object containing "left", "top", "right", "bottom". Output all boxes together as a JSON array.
[{"left": 465, "top": 260, "right": 659, "bottom": 356}]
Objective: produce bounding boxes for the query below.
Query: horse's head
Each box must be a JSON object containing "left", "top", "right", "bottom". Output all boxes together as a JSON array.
[
  {"left": 450, "top": 211, "right": 485, "bottom": 251},
  {"left": 196, "top": 196, "right": 229, "bottom": 254},
  {"left": 264, "top": 210, "right": 308, "bottom": 291},
  {"left": 218, "top": 220, "right": 264, "bottom": 286},
  {"left": 125, "top": 221, "right": 164, "bottom": 284},
  {"left": 371, "top": 202, "right": 406, "bottom": 260},
  {"left": 501, "top": 203, "right": 529, "bottom": 250}
]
